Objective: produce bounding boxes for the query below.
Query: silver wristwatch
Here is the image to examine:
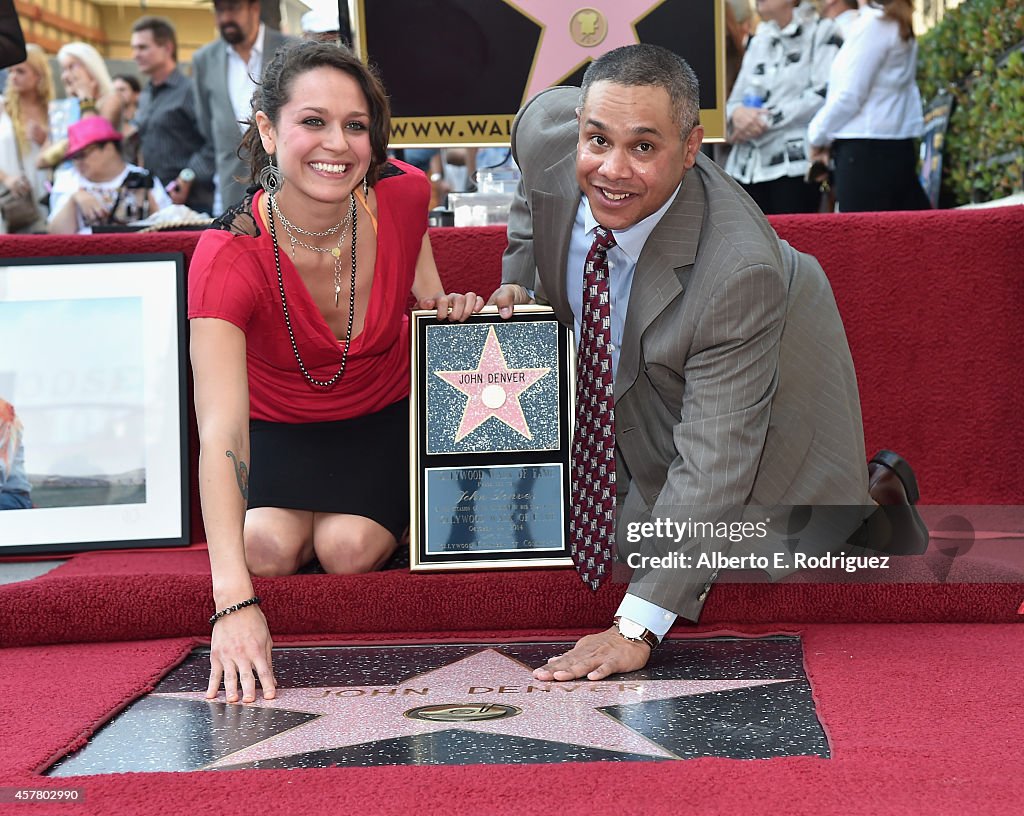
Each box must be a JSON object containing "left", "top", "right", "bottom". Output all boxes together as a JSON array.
[{"left": 613, "top": 616, "right": 660, "bottom": 650}]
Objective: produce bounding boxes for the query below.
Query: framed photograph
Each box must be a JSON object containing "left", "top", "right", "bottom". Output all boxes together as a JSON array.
[
  {"left": 352, "top": 0, "right": 726, "bottom": 145},
  {"left": 410, "top": 306, "right": 574, "bottom": 570},
  {"left": 0, "top": 254, "right": 189, "bottom": 553}
]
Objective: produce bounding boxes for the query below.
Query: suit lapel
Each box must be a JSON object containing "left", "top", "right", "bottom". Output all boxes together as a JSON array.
[
  {"left": 209, "top": 41, "right": 229, "bottom": 115},
  {"left": 531, "top": 150, "right": 580, "bottom": 327},
  {"left": 615, "top": 168, "right": 705, "bottom": 401}
]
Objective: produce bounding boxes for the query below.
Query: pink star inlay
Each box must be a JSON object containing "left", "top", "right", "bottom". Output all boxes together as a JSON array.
[
  {"left": 434, "top": 326, "right": 550, "bottom": 442},
  {"left": 501, "top": 0, "right": 666, "bottom": 103},
  {"left": 155, "top": 649, "right": 795, "bottom": 766}
]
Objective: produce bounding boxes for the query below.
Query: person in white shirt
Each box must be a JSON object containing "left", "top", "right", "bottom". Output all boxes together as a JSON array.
[
  {"left": 807, "top": 0, "right": 930, "bottom": 211},
  {"left": 724, "top": 0, "right": 841, "bottom": 214},
  {"left": 820, "top": 0, "right": 860, "bottom": 40}
]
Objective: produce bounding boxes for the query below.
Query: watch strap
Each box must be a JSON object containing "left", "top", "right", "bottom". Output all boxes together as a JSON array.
[{"left": 613, "top": 615, "right": 660, "bottom": 650}]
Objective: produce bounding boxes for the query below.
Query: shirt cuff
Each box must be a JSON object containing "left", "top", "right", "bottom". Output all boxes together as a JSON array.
[{"left": 615, "top": 594, "right": 677, "bottom": 639}]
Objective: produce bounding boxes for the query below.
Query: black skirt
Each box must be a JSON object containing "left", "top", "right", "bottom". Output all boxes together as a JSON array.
[{"left": 247, "top": 398, "right": 409, "bottom": 539}]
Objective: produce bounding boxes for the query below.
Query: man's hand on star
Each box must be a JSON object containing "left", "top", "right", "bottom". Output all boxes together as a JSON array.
[
  {"left": 533, "top": 626, "right": 651, "bottom": 681},
  {"left": 487, "top": 283, "right": 533, "bottom": 319}
]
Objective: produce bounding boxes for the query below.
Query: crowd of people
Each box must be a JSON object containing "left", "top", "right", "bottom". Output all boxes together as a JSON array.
[
  {"left": 723, "top": 0, "right": 928, "bottom": 213},
  {"left": 0, "top": 0, "right": 936, "bottom": 699},
  {"left": 0, "top": 0, "right": 349, "bottom": 234},
  {"left": 0, "top": 0, "right": 933, "bottom": 238}
]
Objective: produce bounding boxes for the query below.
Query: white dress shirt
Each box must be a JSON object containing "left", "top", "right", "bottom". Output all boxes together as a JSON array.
[
  {"left": 834, "top": 9, "right": 859, "bottom": 40},
  {"left": 227, "top": 23, "right": 266, "bottom": 135},
  {"left": 807, "top": 7, "right": 923, "bottom": 147},
  {"left": 216, "top": 23, "right": 266, "bottom": 213},
  {"left": 565, "top": 187, "right": 682, "bottom": 639}
]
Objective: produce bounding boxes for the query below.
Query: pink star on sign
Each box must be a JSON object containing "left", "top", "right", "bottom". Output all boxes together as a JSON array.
[
  {"left": 501, "top": 0, "right": 664, "bottom": 104},
  {"left": 435, "top": 326, "right": 550, "bottom": 442}
]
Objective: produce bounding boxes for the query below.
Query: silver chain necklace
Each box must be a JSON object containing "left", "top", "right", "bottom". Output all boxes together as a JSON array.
[
  {"left": 267, "top": 193, "right": 359, "bottom": 389},
  {"left": 272, "top": 193, "right": 356, "bottom": 307},
  {"left": 270, "top": 192, "right": 347, "bottom": 237}
]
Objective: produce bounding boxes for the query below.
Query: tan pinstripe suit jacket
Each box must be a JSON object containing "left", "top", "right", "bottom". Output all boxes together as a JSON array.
[{"left": 502, "top": 87, "right": 872, "bottom": 621}]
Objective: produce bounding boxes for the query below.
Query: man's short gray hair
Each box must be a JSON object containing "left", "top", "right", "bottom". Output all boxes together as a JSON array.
[{"left": 580, "top": 44, "right": 701, "bottom": 136}]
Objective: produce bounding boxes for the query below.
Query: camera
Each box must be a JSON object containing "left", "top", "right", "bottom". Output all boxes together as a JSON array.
[{"left": 123, "top": 170, "right": 154, "bottom": 190}]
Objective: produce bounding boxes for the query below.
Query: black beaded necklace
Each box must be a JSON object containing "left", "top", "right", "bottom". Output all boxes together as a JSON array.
[{"left": 267, "top": 193, "right": 359, "bottom": 389}]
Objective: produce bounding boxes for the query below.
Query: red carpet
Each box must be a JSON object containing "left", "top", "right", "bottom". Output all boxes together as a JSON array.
[
  {"left": 2, "top": 208, "right": 1022, "bottom": 812},
  {"left": 2, "top": 561, "right": 1023, "bottom": 647},
  {"left": 1, "top": 625, "right": 1022, "bottom": 815}
]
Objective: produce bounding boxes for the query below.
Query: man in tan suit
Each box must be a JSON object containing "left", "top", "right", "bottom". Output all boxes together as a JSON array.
[{"left": 491, "top": 45, "right": 925, "bottom": 681}]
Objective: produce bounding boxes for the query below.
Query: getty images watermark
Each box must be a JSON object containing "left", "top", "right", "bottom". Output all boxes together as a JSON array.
[
  {"left": 614, "top": 505, "right": 1024, "bottom": 584},
  {"left": 622, "top": 516, "right": 892, "bottom": 574}
]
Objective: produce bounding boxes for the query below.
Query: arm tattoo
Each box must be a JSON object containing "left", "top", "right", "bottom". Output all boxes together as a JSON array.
[{"left": 225, "top": 450, "right": 249, "bottom": 501}]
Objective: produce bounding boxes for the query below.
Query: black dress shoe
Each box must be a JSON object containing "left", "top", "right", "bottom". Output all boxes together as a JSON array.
[
  {"left": 869, "top": 449, "right": 920, "bottom": 504},
  {"left": 864, "top": 450, "right": 929, "bottom": 554}
]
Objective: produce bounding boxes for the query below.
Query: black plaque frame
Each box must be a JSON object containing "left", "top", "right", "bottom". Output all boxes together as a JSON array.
[{"left": 410, "top": 306, "right": 574, "bottom": 570}]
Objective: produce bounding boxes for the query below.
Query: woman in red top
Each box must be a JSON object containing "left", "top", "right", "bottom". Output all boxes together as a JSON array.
[{"left": 189, "top": 42, "right": 483, "bottom": 703}]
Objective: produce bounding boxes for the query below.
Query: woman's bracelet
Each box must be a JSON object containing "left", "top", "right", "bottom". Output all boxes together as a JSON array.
[{"left": 209, "top": 595, "right": 261, "bottom": 627}]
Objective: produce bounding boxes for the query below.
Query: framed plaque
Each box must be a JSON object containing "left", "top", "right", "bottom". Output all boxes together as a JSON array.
[{"left": 410, "top": 306, "right": 574, "bottom": 570}]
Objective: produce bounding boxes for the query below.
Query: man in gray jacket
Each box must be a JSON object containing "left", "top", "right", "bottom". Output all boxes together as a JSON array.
[
  {"left": 491, "top": 45, "right": 926, "bottom": 680},
  {"left": 191, "top": 0, "right": 292, "bottom": 214}
]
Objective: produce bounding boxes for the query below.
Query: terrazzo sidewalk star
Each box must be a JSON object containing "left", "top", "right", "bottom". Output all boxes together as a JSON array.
[{"left": 157, "top": 649, "right": 792, "bottom": 766}]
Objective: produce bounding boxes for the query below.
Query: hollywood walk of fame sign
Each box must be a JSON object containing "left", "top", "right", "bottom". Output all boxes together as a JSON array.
[
  {"left": 46, "top": 639, "right": 829, "bottom": 774},
  {"left": 409, "top": 307, "right": 575, "bottom": 570},
  {"left": 351, "top": 0, "right": 726, "bottom": 146}
]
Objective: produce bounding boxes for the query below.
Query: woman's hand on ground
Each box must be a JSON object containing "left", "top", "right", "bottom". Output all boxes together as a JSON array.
[{"left": 207, "top": 604, "right": 277, "bottom": 704}]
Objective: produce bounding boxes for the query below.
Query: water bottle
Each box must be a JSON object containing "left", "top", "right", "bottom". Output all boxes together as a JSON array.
[{"left": 742, "top": 80, "right": 766, "bottom": 109}]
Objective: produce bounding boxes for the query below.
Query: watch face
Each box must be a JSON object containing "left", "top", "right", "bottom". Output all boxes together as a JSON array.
[
  {"left": 179, "top": 169, "right": 196, "bottom": 183},
  {"left": 617, "top": 618, "right": 644, "bottom": 639}
]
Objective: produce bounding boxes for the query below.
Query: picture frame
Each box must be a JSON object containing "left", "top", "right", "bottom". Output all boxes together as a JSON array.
[
  {"left": 409, "top": 306, "right": 575, "bottom": 571},
  {"left": 0, "top": 254, "right": 189, "bottom": 554}
]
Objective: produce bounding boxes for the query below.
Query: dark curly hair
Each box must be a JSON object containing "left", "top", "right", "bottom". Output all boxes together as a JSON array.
[{"left": 239, "top": 41, "right": 391, "bottom": 188}]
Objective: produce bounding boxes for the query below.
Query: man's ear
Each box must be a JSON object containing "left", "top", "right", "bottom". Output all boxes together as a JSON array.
[
  {"left": 683, "top": 125, "right": 705, "bottom": 170},
  {"left": 255, "top": 110, "right": 275, "bottom": 155}
]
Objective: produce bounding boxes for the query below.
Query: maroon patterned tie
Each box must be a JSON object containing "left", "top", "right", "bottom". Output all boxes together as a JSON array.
[{"left": 570, "top": 226, "right": 616, "bottom": 589}]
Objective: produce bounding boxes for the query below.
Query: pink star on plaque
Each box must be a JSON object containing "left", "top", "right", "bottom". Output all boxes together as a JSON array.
[
  {"left": 501, "top": 1, "right": 664, "bottom": 103},
  {"left": 435, "top": 326, "right": 550, "bottom": 442},
  {"left": 155, "top": 649, "right": 794, "bottom": 766}
]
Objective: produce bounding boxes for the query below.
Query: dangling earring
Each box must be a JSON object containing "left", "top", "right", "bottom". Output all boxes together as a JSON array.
[
  {"left": 362, "top": 176, "right": 369, "bottom": 197},
  {"left": 256, "top": 153, "right": 284, "bottom": 193}
]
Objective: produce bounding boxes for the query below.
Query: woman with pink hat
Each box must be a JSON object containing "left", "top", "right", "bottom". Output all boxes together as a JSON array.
[{"left": 47, "top": 116, "right": 171, "bottom": 233}]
